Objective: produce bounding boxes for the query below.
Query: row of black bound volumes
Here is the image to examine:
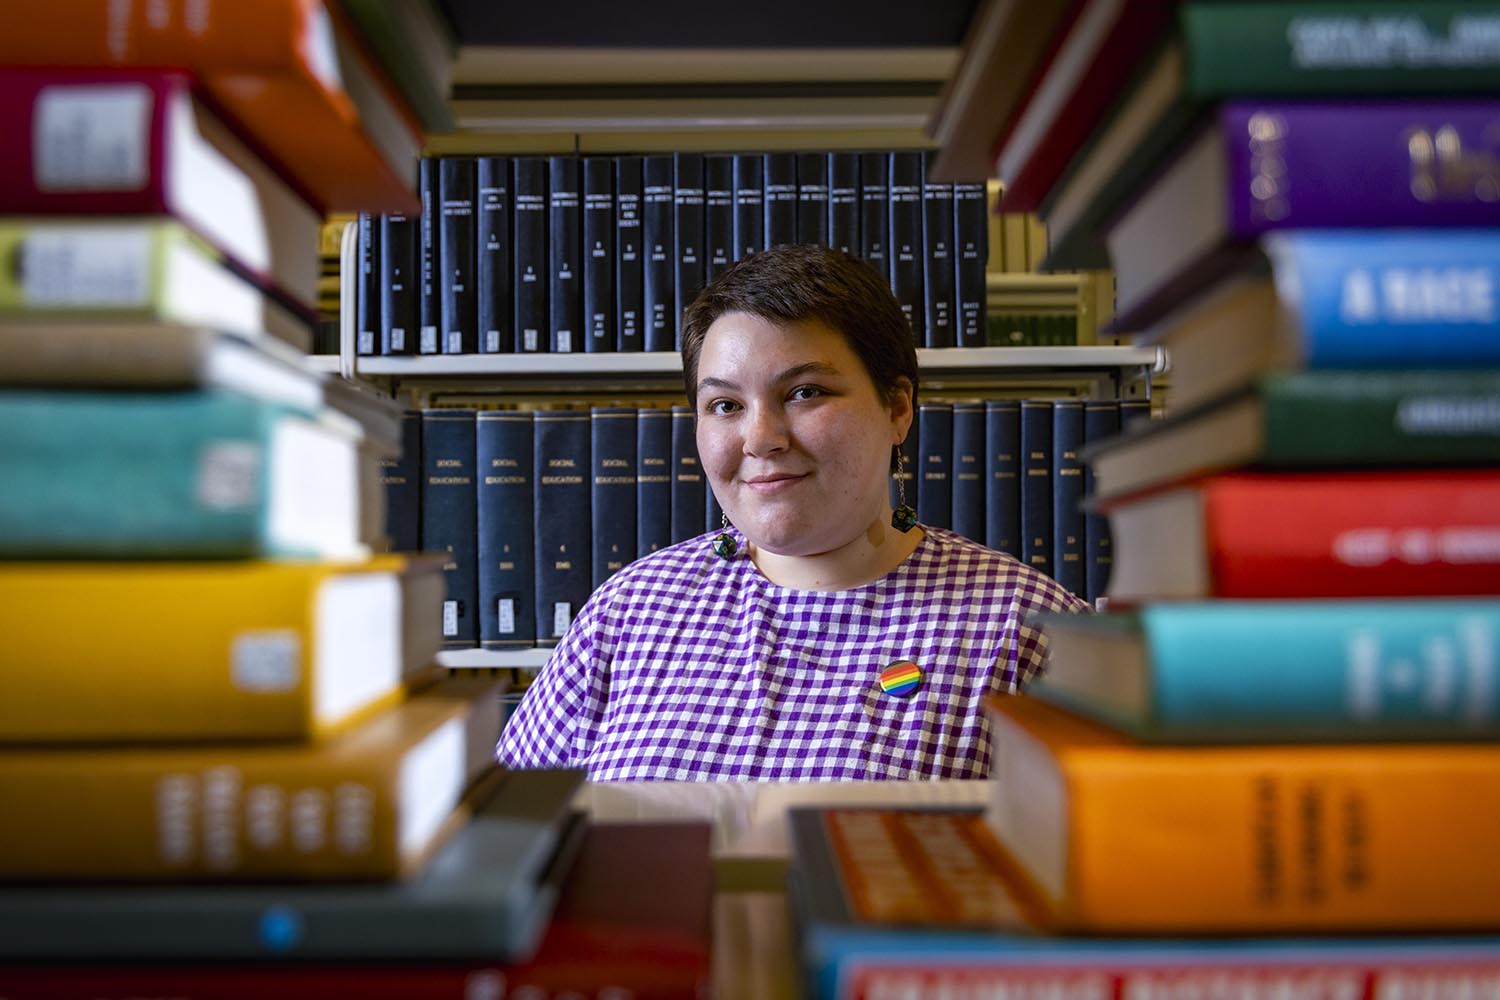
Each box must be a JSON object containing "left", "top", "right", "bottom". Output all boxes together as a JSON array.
[
  {"left": 354, "top": 150, "right": 991, "bottom": 358},
  {"left": 382, "top": 398, "right": 1150, "bottom": 652}
]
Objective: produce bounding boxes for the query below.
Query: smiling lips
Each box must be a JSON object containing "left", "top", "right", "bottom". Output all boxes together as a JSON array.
[{"left": 744, "top": 473, "right": 808, "bottom": 494}]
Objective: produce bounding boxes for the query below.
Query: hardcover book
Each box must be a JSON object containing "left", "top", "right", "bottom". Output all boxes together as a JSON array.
[
  {"left": 796, "top": 151, "right": 831, "bottom": 246},
  {"left": 548, "top": 155, "right": 582, "bottom": 353},
  {"left": 1081, "top": 399, "right": 1119, "bottom": 603},
  {"left": 476, "top": 155, "right": 512, "bottom": 354},
  {"left": 674, "top": 152, "right": 707, "bottom": 346},
  {"left": 418, "top": 158, "right": 441, "bottom": 353},
  {"left": 984, "top": 400, "right": 1021, "bottom": 557},
  {"left": 591, "top": 407, "right": 638, "bottom": 587},
  {"left": 615, "top": 154, "right": 645, "bottom": 351},
  {"left": 950, "top": 402, "right": 985, "bottom": 543},
  {"left": 671, "top": 404, "right": 707, "bottom": 543},
  {"left": 953, "top": 180, "right": 989, "bottom": 348},
  {"left": 477, "top": 411, "right": 535, "bottom": 649},
  {"left": 534, "top": 411, "right": 591, "bottom": 644},
  {"left": 828, "top": 151, "right": 861, "bottom": 255},
  {"left": 888, "top": 150, "right": 925, "bottom": 343},
  {"left": 356, "top": 212, "right": 380, "bottom": 354},
  {"left": 705, "top": 153, "right": 735, "bottom": 282},
  {"left": 379, "top": 210, "right": 415, "bottom": 355},
  {"left": 438, "top": 157, "right": 477, "bottom": 354},
  {"left": 637, "top": 407, "right": 673, "bottom": 558},
  {"left": 732, "top": 152, "right": 765, "bottom": 259},
  {"left": 916, "top": 402, "right": 953, "bottom": 530},
  {"left": 582, "top": 156, "right": 614, "bottom": 352},
  {"left": 1020, "top": 399, "right": 1053, "bottom": 574},
  {"left": 859, "top": 151, "right": 890, "bottom": 275},
  {"left": 512, "top": 156, "right": 548, "bottom": 353},
  {"left": 920, "top": 152, "right": 955, "bottom": 349},
  {"left": 764, "top": 151, "right": 798, "bottom": 248},
  {"left": 1051, "top": 399, "right": 1085, "bottom": 597},
  {"left": 381, "top": 409, "right": 422, "bottom": 553},
  {"left": 643, "top": 154, "right": 676, "bottom": 352},
  {"left": 421, "top": 408, "right": 478, "bottom": 648}
]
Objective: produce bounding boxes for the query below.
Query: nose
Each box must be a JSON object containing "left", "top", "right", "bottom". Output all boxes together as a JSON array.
[{"left": 742, "top": 402, "right": 789, "bottom": 457}]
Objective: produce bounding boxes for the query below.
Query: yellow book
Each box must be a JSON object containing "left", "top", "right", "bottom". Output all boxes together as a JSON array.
[
  {"left": 1001, "top": 213, "right": 1029, "bottom": 275},
  {"left": 1025, "top": 214, "right": 1049, "bottom": 271},
  {"left": 0, "top": 677, "right": 504, "bottom": 881},
  {"left": 0, "top": 555, "right": 445, "bottom": 743}
]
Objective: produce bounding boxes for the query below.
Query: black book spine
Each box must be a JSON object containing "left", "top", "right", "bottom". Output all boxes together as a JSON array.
[
  {"left": 1052, "top": 400, "right": 1086, "bottom": 597},
  {"left": 476, "top": 156, "right": 512, "bottom": 354},
  {"left": 888, "top": 151, "right": 925, "bottom": 345},
  {"left": 534, "top": 411, "right": 591, "bottom": 645},
  {"left": 670, "top": 405, "right": 706, "bottom": 543},
  {"left": 891, "top": 405, "right": 919, "bottom": 514},
  {"left": 951, "top": 402, "right": 985, "bottom": 543},
  {"left": 591, "top": 407, "right": 638, "bottom": 587},
  {"left": 985, "top": 400, "right": 1021, "bottom": 557},
  {"left": 582, "top": 156, "right": 614, "bottom": 353},
  {"left": 1020, "top": 400, "right": 1053, "bottom": 576},
  {"left": 705, "top": 154, "right": 734, "bottom": 284},
  {"left": 1082, "top": 400, "right": 1121, "bottom": 604},
  {"left": 642, "top": 154, "right": 676, "bottom": 353},
  {"left": 916, "top": 402, "right": 952, "bottom": 529},
  {"left": 380, "top": 212, "right": 416, "bottom": 355},
  {"left": 439, "top": 157, "right": 477, "bottom": 354},
  {"left": 828, "top": 151, "right": 860, "bottom": 255},
  {"left": 763, "top": 152, "right": 797, "bottom": 249},
  {"left": 673, "top": 152, "right": 706, "bottom": 348},
  {"left": 356, "top": 212, "right": 380, "bottom": 355},
  {"left": 418, "top": 159, "right": 441, "bottom": 354},
  {"left": 859, "top": 151, "right": 889, "bottom": 277},
  {"left": 614, "top": 155, "right": 644, "bottom": 352},
  {"left": 477, "top": 411, "right": 535, "bottom": 648},
  {"left": 421, "top": 408, "right": 478, "bottom": 648},
  {"left": 512, "top": 156, "right": 549, "bottom": 353},
  {"left": 548, "top": 155, "right": 582, "bottom": 354},
  {"left": 795, "top": 151, "right": 830, "bottom": 246},
  {"left": 380, "top": 410, "right": 422, "bottom": 551},
  {"left": 636, "top": 407, "right": 673, "bottom": 558},
  {"left": 921, "top": 152, "right": 956, "bottom": 349},
  {"left": 954, "top": 181, "right": 988, "bottom": 348},
  {"left": 732, "top": 153, "right": 764, "bottom": 260}
]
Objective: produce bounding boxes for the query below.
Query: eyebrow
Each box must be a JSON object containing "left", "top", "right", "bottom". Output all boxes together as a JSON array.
[{"left": 697, "top": 361, "right": 843, "bottom": 395}]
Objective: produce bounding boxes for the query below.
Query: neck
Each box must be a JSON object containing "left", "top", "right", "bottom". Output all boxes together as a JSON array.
[{"left": 749, "top": 514, "right": 925, "bottom": 591}]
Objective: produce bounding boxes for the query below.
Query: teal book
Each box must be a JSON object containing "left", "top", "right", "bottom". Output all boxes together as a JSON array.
[
  {"left": 0, "top": 390, "right": 372, "bottom": 559},
  {"left": 1032, "top": 600, "right": 1500, "bottom": 742}
]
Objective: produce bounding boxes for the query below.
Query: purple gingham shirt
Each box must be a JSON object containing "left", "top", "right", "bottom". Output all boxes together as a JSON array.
[{"left": 497, "top": 525, "right": 1088, "bottom": 781}]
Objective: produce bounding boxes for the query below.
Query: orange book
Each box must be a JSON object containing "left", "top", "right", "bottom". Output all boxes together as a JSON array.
[
  {"left": 984, "top": 694, "right": 1500, "bottom": 933},
  {"left": 0, "top": 0, "right": 420, "bottom": 214}
]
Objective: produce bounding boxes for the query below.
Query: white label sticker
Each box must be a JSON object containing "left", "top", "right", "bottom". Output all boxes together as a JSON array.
[
  {"left": 231, "top": 631, "right": 301, "bottom": 692},
  {"left": 555, "top": 330, "right": 573, "bottom": 353},
  {"left": 419, "top": 326, "right": 438, "bottom": 353},
  {"left": 523, "top": 329, "right": 539, "bottom": 352},
  {"left": 485, "top": 330, "right": 500, "bottom": 353},
  {"left": 35, "top": 84, "right": 153, "bottom": 192},
  {"left": 196, "top": 440, "right": 261, "bottom": 511},
  {"left": 356, "top": 330, "right": 374, "bottom": 354},
  {"left": 389, "top": 328, "right": 405, "bottom": 352},
  {"left": 443, "top": 599, "right": 459, "bottom": 637},
  {"left": 22, "top": 227, "right": 152, "bottom": 306},
  {"left": 552, "top": 602, "right": 572, "bottom": 638},
  {"left": 498, "top": 598, "right": 515, "bottom": 634},
  {"left": 446, "top": 330, "right": 463, "bottom": 353}
]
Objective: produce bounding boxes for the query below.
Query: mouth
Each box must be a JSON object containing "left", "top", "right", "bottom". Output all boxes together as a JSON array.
[{"left": 743, "top": 473, "right": 808, "bottom": 494}]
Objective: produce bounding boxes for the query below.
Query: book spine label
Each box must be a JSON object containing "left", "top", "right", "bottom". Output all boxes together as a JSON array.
[
  {"left": 614, "top": 155, "right": 644, "bottom": 352},
  {"left": 533, "top": 412, "right": 591, "bottom": 644},
  {"left": 512, "top": 157, "right": 549, "bottom": 353},
  {"left": 985, "top": 401, "right": 1021, "bottom": 557},
  {"left": 356, "top": 213, "right": 380, "bottom": 355},
  {"left": 859, "top": 151, "right": 890, "bottom": 274},
  {"left": 582, "top": 156, "right": 614, "bottom": 353},
  {"left": 733, "top": 153, "right": 764, "bottom": 259},
  {"left": 591, "top": 407, "right": 638, "bottom": 587},
  {"left": 673, "top": 153, "right": 706, "bottom": 349},
  {"left": 379, "top": 212, "right": 416, "bottom": 355},
  {"left": 916, "top": 403, "right": 953, "bottom": 530},
  {"left": 670, "top": 405, "right": 706, "bottom": 544},
  {"left": 476, "top": 156, "right": 512, "bottom": 354},
  {"left": 954, "top": 182, "right": 989, "bottom": 348},
  {"left": 438, "top": 157, "right": 477, "bottom": 354},
  {"left": 418, "top": 158, "right": 440, "bottom": 353},
  {"left": 920, "top": 153, "right": 955, "bottom": 349},
  {"left": 887, "top": 151, "right": 925, "bottom": 344},
  {"left": 1082, "top": 401, "right": 1120, "bottom": 603},
  {"left": 643, "top": 154, "right": 676, "bottom": 353},
  {"left": 477, "top": 412, "right": 535, "bottom": 648},
  {"left": 705, "top": 154, "right": 734, "bottom": 284},
  {"left": 951, "top": 403, "right": 985, "bottom": 543},
  {"left": 380, "top": 410, "right": 422, "bottom": 552},
  {"left": 1051, "top": 400, "right": 1086, "bottom": 596},
  {"left": 795, "top": 151, "right": 830, "bottom": 246},
  {"left": 548, "top": 156, "right": 582, "bottom": 353},
  {"left": 1021, "top": 400, "right": 1053, "bottom": 573},
  {"left": 763, "top": 152, "right": 797, "bottom": 249},
  {"left": 828, "top": 151, "right": 861, "bottom": 255},
  {"left": 421, "top": 409, "right": 478, "bottom": 647},
  {"left": 636, "top": 408, "right": 673, "bottom": 558}
]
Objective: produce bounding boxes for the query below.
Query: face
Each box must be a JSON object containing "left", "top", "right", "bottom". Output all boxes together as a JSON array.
[{"left": 694, "top": 311, "right": 912, "bottom": 557}]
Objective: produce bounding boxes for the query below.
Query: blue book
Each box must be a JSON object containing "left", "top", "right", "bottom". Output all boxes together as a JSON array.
[
  {"left": 417, "top": 158, "right": 440, "bottom": 354},
  {"left": 950, "top": 402, "right": 985, "bottom": 543},
  {"left": 763, "top": 152, "right": 797, "bottom": 248},
  {"left": 642, "top": 154, "right": 676, "bottom": 353},
  {"left": 796, "top": 151, "right": 830, "bottom": 246},
  {"left": 512, "top": 156, "right": 548, "bottom": 353},
  {"left": 581, "top": 156, "right": 613, "bottom": 353},
  {"left": 548, "top": 155, "right": 582, "bottom": 353},
  {"left": 636, "top": 407, "right": 673, "bottom": 558},
  {"left": 533, "top": 411, "right": 591, "bottom": 645},
  {"left": 1082, "top": 399, "right": 1120, "bottom": 604},
  {"left": 984, "top": 400, "right": 1021, "bottom": 557},
  {"left": 438, "top": 156, "right": 477, "bottom": 354},
  {"left": 705, "top": 154, "right": 734, "bottom": 283},
  {"left": 381, "top": 409, "right": 422, "bottom": 552},
  {"left": 476, "top": 156, "right": 511, "bottom": 354},
  {"left": 1033, "top": 600, "right": 1500, "bottom": 742},
  {"left": 954, "top": 180, "right": 988, "bottom": 348},
  {"left": 916, "top": 402, "right": 952, "bottom": 530},
  {"left": 477, "top": 411, "right": 535, "bottom": 649},
  {"left": 920, "top": 151, "right": 955, "bottom": 348},
  {"left": 732, "top": 153, "right": 764, "bottom": 260},
  {"left": 858, "top": 151, "right": 889, "bottom": 276},
  {"left": 1020, "top": 399, "right": 1052, "bottom": 575},
  {"left": 887, "top": 151, "right": 924, "bottom": 344},
  {"left": 670, "top": 405, "right": 706, "bottom": 544},
  {"left": 673, "top": 152, "right": 706, "bottom": 347},
  {"left": 422, "top": 408, "right": 478, "bottom": 648},
  {"left": 828, "top": 151, "right": 860, "bottom": 255},
  {"left": 590, "top": 407, "right": 637, "bottom": 588},
  {"left": 1051, "top": 399, "right": 1085, "bottom": 596},
  {"left": 355, "top": 212, "right": 379, "bottom": 355},
  {"left": 614, "top": 155, "right": 644, "bottom": 352},
  {"left": 378, "top": 210, "right": 414, "bottom": 355}
]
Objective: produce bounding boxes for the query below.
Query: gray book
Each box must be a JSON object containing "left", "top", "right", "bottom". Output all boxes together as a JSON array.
[{"left": 0, "top": 769, "right": 585, "bottom": 961}]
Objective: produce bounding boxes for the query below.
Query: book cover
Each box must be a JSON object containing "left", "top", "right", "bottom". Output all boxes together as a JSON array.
[
  {"left": 674, "top": 152, "right": 706, "bottom": 347},
  {"left": 418, "top": 157, "right": 440, "bottom": 354},
  {"left": 534, "top": 411, "right": 591, "bottom": 645},
  {"left": 643, "top": 154, "right": 676, "bottom": 352},
  {"left": 916, "top": 402, "right": 953, "bottom": 531},
  {"left": 512, "top": 156, "right": 549, "bottom": 353},
  {"left": 984, "top": 400, "right": 1021, "bottom": 557},
  {"left": 476, "top": 155, "right": 512, "bottom": 354},
  {"left": 920, "top": 152, "right": 955, "bottom": 348},
  {"left": 1051, "top": 399, "right": 1085, "bottom": 596},
  {"left": 1081, "top": 399, "right": 1119, "bottom": 603},
  {"left": 986, "top": 692, "right": 1500, "bottom": 932},
  {"left": 379, "top": 210, "right": 415, "bottom": 355},
  {"left": 796, "top": 151, "right": 831, "bottom": 246},
  {"left": 1020, "top": 400, "right": 1053, "bottom": 574},
  {"left": 381, "top": 409, "right": 422, "bottom": 552},
  {"left": 421, "top": 408, "right": 478, "bottom": 649},
  {"left": 671, "top": 404, "right": 707, "bottom": 544},
  {"left": 438, "top": 157, "right": 477, "bottom": 355},
  {"left": 953, "top": 181, "right": 988, "bottom": 347},
  {"left": 591, "top": 407, "right": 638, "bottom": 587},
  {"left": 582, "top": 155, "right": 614, "bottom": 353},
  {"left": 637, "top": 407, "right": 673, "bottom": 558},
  {"left": 615, "top": 154, "right": 645, "bottom": 351},
  {"left": 888, "top": 150, "right": 925, "bottom": 344},
  {"left": 477, "top": 411, "right": 535, "bottom": 649},
  {"left": 705, "top": 153, "right": 735, "bottom": 283},
  {"left": 356, "top": 212, "right": 380, "bottom": 355},
  {"left": 764, "top": 151, "right": 798, "bottom": 248},
  {"left": 859, "top": 151, "right": 890, "bottom": 275},
  {"left": 548, "top": 155, "right": 582, "bottom": 353},
  {"left": 828, "top": 151, "right": 861, "bottom": 255},
  {"left": 733, "top": 152, "right": 765, "bottom": 259},
  {"left": 950, "top": 402, "right": 985, "bottom": 543}
]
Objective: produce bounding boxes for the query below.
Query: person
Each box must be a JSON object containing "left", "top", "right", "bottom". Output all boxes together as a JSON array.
[{"left": 497, "top": 244, "right": 1088, "bottom": 781}]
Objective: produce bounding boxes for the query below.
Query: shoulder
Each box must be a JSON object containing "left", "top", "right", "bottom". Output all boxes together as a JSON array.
[
  {"left": 913, "top": 527, "right": 1089, "bottom": 614},
  {"left": 580, "top": 529, "right": 748, "bottom": 622}
]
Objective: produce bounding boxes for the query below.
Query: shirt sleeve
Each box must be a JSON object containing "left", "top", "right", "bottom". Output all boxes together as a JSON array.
[
  {"left": 495, "top": 596, "right": 610, "bottom": 770},
  {"left": 994, "top": 568, "right": 1092, "bottom": 694}
]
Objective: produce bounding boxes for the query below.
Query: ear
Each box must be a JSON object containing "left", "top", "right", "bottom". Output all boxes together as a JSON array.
[{"left": 887, "top": 377, "right": 915, "bottom": 444}]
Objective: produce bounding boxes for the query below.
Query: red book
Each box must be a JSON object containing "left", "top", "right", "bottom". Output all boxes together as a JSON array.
[
  {"left": 1104, "top": 470, "right": 1500, "bottom": 602},
  {"left": 0, "top": 823, "right": 714, "bottom": 1000}
]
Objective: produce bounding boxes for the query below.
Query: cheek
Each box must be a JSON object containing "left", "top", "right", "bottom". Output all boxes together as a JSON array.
[{"left": 695, "top": 426, "right": 733, "bottom": 479}]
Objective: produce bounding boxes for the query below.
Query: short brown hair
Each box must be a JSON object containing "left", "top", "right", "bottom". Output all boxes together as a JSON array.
[{"left": 680, "top": 244, "right": 919, "bottom": 413}]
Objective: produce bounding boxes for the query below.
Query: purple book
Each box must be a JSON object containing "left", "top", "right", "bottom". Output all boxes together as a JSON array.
[{"left": 1107, "top": 99, "right": 1500, "bottom": 332}]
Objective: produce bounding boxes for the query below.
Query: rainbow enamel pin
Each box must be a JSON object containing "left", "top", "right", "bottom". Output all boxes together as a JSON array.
[{"left": 879, "top": 659, "right": 922, "bottom": 697}]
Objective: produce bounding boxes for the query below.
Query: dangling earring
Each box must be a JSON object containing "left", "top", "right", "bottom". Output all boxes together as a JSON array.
[
  {"left": 891, "top": 449, "right": 917, "bottom": 533},
  {"left": 712, "top": 512, "right": 739, "bottom": 560}
]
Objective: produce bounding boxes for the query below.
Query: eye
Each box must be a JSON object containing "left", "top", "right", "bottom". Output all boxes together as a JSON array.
[
  {"left": 789, "top": 384, "right": 826, "bottom": 401},
  {"left": 705, "top": 398, "right": 741, "bottom": 416}
]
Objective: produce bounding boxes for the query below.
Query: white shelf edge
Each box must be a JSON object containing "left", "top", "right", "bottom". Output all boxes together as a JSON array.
[{"left": 437, "top": 648, "right": 552, "bottom": 670}]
